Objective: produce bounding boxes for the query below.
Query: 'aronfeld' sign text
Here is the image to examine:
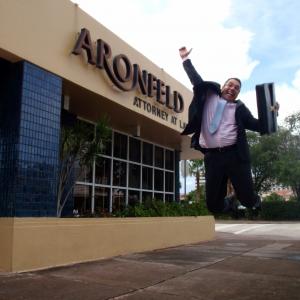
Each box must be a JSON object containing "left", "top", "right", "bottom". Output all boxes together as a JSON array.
[{"left": 72, "top": 28, "right": 184, "bottom": 113}]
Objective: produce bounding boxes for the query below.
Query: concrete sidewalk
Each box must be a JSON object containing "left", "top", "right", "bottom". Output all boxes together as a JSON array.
[{"left": 1, "top": 222, "right": 300, "bottom": 300}]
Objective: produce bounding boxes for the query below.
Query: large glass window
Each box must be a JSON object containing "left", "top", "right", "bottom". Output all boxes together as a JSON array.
[
  {"left": 73, "top": 184, "right": 92, "bottom": 215},
  {"left": 112, "top": 188, "right": 126, "bottom": 212},
  {"left": 113, "top": 160, "right": 127, "bottom": 187},
  {"left": 142, "top": 191, "right": 153, "bottom": 203},
  {"left": 95, "top": 157, "right": 111, "bottom": 185},
  {"left": 113, "top": 132, "right": 127, "bottom": 159},
  {"left": 165, "top": 171, "right": 174, "bottom": 192},
  {"left": 75, "top": 163, "right": 92, "bottom": 183},
  {"left": 103, "top": 133, "right": 112, "bottom": 156},
  {"left": 165, "top": 149, "right": 174, "bottom": 170},
  {"left": 72, "top": 126, "right": 176, "bottom": 214},
  {"left": 155, "top": 146, "right": 164, "bottom": 168},
  {"left": 143, "top": 141, "right": 153, "bottom": 166},
  {"left": 94, "top": 187, "right": 110, "bottom": 215},
  {"left": 154, "top": 169, "right": 163, "bottom": 191},
  {"left": 142, "top": 166, "right": 153, "bottom": 190},
  {"left": 154, "top": 193, "right": 163, "bottom": 201},
  {"left": 129, "top": 137, "right": 141, "bottom": 162},
  {"left": 129, "top": 163, "right": 140, "bottom": 188},
  {"left": 128, "top": 190, "right": 140, "bottom": 206}
]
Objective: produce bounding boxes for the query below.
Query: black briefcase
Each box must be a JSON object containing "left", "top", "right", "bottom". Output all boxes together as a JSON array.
[{"left": 255, "top": 83, "right": 278, "bottom": 135}]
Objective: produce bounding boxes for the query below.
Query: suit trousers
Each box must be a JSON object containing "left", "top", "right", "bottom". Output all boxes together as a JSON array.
[{"left": 204, "top": 146, "right": 258, "bottom": 213}]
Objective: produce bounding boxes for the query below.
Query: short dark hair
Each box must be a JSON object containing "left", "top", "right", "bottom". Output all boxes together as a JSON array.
[{"left": 224, "top": 77, "right": 242, "bottom": 89}]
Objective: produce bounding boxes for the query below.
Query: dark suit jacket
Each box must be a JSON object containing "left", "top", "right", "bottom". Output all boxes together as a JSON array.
[{"left": 181, "top": 59, "right": 261, "bottom": 162}]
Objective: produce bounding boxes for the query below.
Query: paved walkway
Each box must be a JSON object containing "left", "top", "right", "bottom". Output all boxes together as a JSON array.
[{"left": 1, "top": 221, "right": 300, "bottom": 299}]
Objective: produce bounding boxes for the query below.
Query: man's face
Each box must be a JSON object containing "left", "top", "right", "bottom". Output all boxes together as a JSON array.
[{"left": 221, "top": 79, "right": 241, "bottom": 102}]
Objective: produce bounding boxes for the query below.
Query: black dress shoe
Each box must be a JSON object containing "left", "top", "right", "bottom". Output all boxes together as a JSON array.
[
  {"left": 252, "top": 196, "right": 262, "bottom": 211},
  {"left": 223, "top": 196, "right": 238, "bottom": 213}
]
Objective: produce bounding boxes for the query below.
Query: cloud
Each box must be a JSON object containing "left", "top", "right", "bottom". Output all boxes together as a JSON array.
[
  {"left": 292, "top": 69, "right": 300, "bottom": 90},
  {"left": 226, "top": 0, "right": 300, "bottom": 87}
]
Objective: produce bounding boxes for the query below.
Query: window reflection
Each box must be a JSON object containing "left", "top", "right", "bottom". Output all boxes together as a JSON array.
[
  {"left": 75, "top": 161, "right": 92, "bottom": 183},
  {"left": 113, "top": 160, "right": 127, "bottom": 187},
  {"left": 154, "top": 169, "right": 163, "bottom": 191},
  {"left": 155, "top": 146, "right": 164, "bottom": 168},
  {"left": 129, "top": 137, "right": 141, "bottom": 162},
  {"left": 103, "top": 132, "right": 112, "bottom": 156},
  {"left": 128, "top": 190, "right": 140, "bottom": 206},
  {"left": 142, "top": 191, "right": 153, "bottom": 203},
  {"left": 129, "top": 163, "right": 140, "bottom": 188},
  {"left": 112, "top": 188, "right": 126, "bottom": 212},
  {"left": 165, "top": 171, "right": 174, "bottom": 192},
  {"left": 142, "top": 166, "right": 152, "bottom": 190},
  {"left": 165, "top": 149, "right": 174, "bottom": 170},
  {"left": 94, "top": 187, "right": 110, "bottom": 215},
  {"left": 73, "top": 184, "right": 92, "bottom": 215},
  {"left": 143, "top": 142, "right": 153, "bottom": 166},
  {"left": 114, "top": 132, "right": 127, "bottom": 159},
  {"left": 95, "top": 157, "right": 111, "bottom": 185},
  {"left": 154, "top": 193, "right": 163, "bottom": 201}
]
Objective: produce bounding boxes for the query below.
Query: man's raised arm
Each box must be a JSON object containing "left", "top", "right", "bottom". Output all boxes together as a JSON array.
[{"left": 179, "top": 46, "right": 203, "bottom": 86}]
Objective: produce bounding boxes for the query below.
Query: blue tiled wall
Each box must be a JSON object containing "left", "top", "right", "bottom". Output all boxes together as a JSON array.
[{"left": 0, "top": 59, "right": 62, "bottom": 216}]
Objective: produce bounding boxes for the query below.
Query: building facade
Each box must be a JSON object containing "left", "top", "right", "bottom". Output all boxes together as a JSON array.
[{"left": 0, "top": 0, "right": 198, "bottom": 217}]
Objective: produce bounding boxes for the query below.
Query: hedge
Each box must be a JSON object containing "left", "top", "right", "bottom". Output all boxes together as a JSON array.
[
  {"left": 114, "top": 199, "right": 210, "bottom": 217},
  {"left": 260, "top": 200, "right": 300, "bottom": 220}
]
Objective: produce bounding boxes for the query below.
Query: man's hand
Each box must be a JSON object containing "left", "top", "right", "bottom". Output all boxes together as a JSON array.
[
  {"left": 179, "top": 46, "right": 192, "bottom": 59},
  {"left": 271, "top": 102, "right": 280, "bottom": 116},
  {"left": 274, "top": 102, "right": 280, "bottom": 116}
]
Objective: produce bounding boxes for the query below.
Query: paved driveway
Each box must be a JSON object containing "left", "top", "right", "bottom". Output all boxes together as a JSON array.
[{"left": 216, "top": 221, "right": 300, "bottom": 240}]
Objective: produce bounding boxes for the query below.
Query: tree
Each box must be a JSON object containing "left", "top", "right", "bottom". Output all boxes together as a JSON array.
[
  {"left": 247, "top": 111, "right": 300, "bottom": 201},
  {"left": 57, "top": 117, "right": 111, "bottom": 217},
  {"left": 284, "top": 111, "right": 300, "bottom": 135},
  {"left": 274, "top": 112, "right": 300, "bottom": 200},
  {"left": 248, "top": 131, "right": 281, "bottom": 194},
  {"left": 187, "top": 159, "right": 205, "bottom": 202}
]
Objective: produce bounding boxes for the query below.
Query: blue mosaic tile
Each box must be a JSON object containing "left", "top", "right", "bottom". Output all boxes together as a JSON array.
[{"left": 0, "top": 60, "right": 62, "bottom": 216}]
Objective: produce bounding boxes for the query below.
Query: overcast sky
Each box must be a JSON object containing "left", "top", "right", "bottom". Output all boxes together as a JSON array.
[{"left": 71, "top": 0, "right": 300, "bottom": 193}]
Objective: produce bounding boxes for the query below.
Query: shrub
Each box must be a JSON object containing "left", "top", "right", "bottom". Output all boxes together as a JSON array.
[
  {"left": 260, "top": 199, "right": 300, "bottom": 220},
  {"left": 289, "top": 195, "right": 299, "bottom": 202},
  {"left": 263, "top": 193, "right": 285, "bottom": 202},
  {"left": 114, "top": 199, "right": 211, "bottom": 217},
  {"left": 185, "top": 189, "right": 205, "bottom": 203}
]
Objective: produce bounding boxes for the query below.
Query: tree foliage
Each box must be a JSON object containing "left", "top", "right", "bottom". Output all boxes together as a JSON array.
[
  {"left": 284, "top": 111, "right": 300, "bottom": 135},
  {"left": 248, "top": 111, "right": 300, "bottom": 201},
  {"left": 187, "top": 159, "right": 204, "bottom": 202},
  {"left": 274, "top": 113, "right": 300, "bottom": 199},
  {"left": 248, "top": 131, "right": 280, "bottom": 193}
]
